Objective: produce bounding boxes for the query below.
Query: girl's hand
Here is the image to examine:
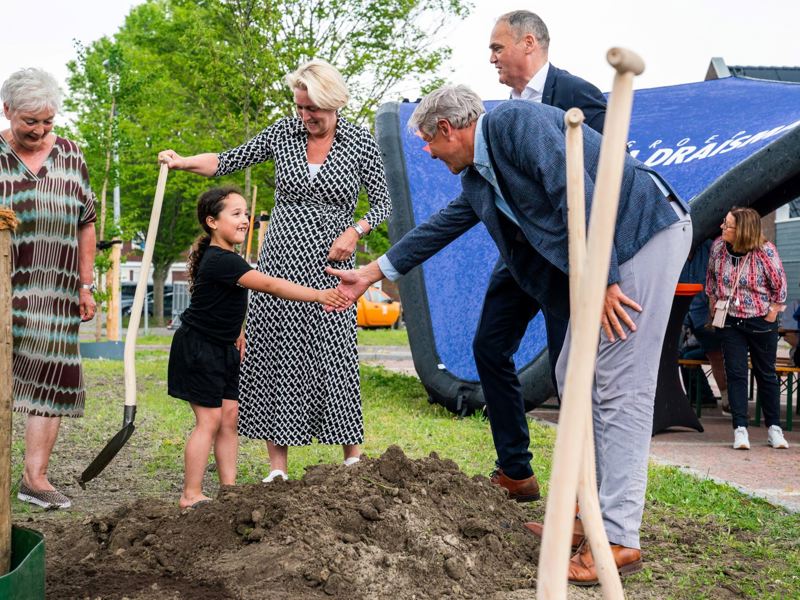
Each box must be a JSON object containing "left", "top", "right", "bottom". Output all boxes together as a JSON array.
[
  {"left": 157, "top": 149, "right": 186, "bottom": 170},
  {"left": 327, "top": 228, "right": 359, "bottom": 262},
  {"left": 318, "top": 288, "right": 350, "bottom": 309},
  {"left": 235, "top": 332, "right": 246, "bottom": 361}
]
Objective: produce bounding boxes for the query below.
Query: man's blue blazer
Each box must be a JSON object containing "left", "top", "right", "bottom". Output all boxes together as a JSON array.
[{"left": 385, "top": 101, "right": 689, "bottom": 319}]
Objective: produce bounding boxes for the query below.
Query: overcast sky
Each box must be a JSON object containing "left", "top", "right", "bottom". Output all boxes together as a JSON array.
[{"left": 2, "top": 0, "right": 799, "bottom": 129}]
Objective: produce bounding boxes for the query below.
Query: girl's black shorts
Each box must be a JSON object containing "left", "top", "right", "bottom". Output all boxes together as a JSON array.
[{"left": 168, "top": 325, "right": 240, "bottom": 408}]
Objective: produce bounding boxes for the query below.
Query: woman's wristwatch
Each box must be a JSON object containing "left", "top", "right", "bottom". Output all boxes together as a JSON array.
[
  {"left": 351, "top": 223, "right": 366, "bottom": 239},
  {"left": 80, "top": 282, "right": 97, "bottom": 293}
]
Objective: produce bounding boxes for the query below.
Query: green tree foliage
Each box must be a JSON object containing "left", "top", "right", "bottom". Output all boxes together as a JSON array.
[{"left": 66, "top": 0, "right": 470, "bottom": 323}]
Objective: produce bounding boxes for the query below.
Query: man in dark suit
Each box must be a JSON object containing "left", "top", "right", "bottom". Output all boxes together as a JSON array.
[
  {"left": 474, "top": 10, "right": 607, "bottom": 499},
  {"left": 327, "top": 86, "right": 692, "bottom": 583},
  {"left": 489, "top": 11, "right": 605, "bottom": 129}
]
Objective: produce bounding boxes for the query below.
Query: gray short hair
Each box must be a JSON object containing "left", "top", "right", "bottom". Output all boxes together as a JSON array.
[
  {"left": 285, "top": 59, "right": 349, "bottom": 111},
  {"left": 498, "top": 10, "right": 550, "bottom": 51},
  {"left": 1, "top": 68, "right": 62, "bottom": 114},
  {"left": 409, "top": 85, "right": 485, "bottom": 138}
]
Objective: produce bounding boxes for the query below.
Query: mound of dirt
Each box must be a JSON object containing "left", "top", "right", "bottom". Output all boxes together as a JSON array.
[{"left": 44, "top": 446, "right": 543, "bottom": 599}]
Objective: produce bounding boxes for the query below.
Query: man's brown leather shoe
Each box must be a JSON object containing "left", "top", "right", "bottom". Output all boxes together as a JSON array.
[
  {"left": 489, "top": 468, "right": 540, "bottom": 502},
  {"left": 567, "top": 542, "right": 643, "bottom": 586},
  {"left": 523, "top": 517, "right": 585, "bottom": 549}
]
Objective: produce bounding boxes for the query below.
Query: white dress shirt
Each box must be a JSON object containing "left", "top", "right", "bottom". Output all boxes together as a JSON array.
[{"left": 510, "top": 62, "right": 550, "bottom": 102}]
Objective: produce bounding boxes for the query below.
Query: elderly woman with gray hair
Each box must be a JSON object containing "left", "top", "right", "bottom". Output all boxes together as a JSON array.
[
  {"left": 1, "top": 68, "right": 97, "bottom": 509},
  {"left": 159, "top": 59, "right": 391, "bottom": 482}
]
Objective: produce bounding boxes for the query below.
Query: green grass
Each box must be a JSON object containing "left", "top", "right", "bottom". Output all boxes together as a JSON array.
[
  {"left": 357, "top": 327, "right": 408, "bottom": 346},
  {"left": 82, "top": 329, "right": 408, "bottom": 348},
  {"left": 74, "top": 352, "right": 493, "bottom": 482},
  {"left": 642, "top": 466, "right": 800, "bottom": 597},
  {"left": 135, "top": 333, "right": 175, "bottom": 345},
  {"left": 18, "top": 350, "right": 800, "bottom": 598}
]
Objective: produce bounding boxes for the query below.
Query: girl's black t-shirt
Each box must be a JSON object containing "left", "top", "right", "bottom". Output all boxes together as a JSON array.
[{"left": 180, "top": 246, "right": 253, "bottom": 344}]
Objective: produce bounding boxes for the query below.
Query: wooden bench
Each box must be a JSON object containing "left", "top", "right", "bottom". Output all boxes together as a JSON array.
[
  {"left": 678, "top": 357, "right": 800, "bottom": 430},
  {"left": 677, "top": 358, "right": 714, "bottom": 419}
]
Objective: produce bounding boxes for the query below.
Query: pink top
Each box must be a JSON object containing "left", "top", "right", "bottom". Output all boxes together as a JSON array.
[{"left": 705, "top": 237, "right": 787, "bottom": 318}]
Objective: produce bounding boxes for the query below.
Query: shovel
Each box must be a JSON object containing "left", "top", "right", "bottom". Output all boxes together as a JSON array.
[{"left": 77, "top": 164, "right": 169, "bottom": 488}]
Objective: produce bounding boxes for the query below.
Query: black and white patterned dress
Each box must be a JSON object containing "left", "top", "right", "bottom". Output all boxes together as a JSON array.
[{"left": 215, "top": 116, "right": 391, "bottom": 445}]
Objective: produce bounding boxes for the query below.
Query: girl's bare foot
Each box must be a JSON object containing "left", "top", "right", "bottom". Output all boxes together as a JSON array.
[{"left": 179, "top": 493, "right": 212, "bottom": 509}]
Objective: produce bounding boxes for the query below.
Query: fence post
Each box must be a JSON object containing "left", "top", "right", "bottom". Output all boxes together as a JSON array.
[{"left": 0, "top": 207, "right": 18, "bottom": 576}]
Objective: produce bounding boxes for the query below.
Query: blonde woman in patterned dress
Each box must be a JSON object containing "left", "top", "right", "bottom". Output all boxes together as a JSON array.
[
  {"left": 1, "top": 68, "right": 97, "bottom": 509},
  {"left": 158, "top": 59, "right": 391, "bottom": 482}
]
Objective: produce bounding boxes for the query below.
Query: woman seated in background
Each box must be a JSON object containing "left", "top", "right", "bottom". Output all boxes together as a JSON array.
[
  {"left": 679, "top": 239, "right": 728, "bottom": 410},
  {"left": 706, "top": 207, "right": 787, "bottom": 450}
]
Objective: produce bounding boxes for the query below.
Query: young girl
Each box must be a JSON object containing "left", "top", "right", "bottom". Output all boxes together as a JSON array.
[{"left": 168, "top": 186, "right": 348, "bottom": 508}]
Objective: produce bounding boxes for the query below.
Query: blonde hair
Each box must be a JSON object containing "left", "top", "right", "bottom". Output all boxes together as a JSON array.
[
  {"left": 730, "top": 207, "right": 766, "bottom": 253},
  {"left": 285, "top": 59, "right": 349, "bottom": 111}
]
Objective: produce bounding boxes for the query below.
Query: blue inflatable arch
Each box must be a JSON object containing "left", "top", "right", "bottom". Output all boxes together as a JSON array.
[{"left": 374, "top": 77, "right": 800, "bottom": 415}]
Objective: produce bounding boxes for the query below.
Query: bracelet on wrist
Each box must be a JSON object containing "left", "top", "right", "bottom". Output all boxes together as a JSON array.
[{"left": 351, "top": 222, "right": 366, "bottom": 239}]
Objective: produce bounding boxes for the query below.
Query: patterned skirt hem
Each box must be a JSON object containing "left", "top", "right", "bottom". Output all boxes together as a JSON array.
[
  {"left": 13, "top": 404, "right": 85, "bottom": 418},
  {"left": 237, "top": 432, "right": 364, "bottom": 446}
]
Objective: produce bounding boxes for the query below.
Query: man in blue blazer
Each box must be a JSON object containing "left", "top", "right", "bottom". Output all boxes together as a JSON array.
[
  {"left": 480, "top": 10, "right": 607, "bottom": 500},
  {"left": 327, "top": 85, "right": 692, "bottom": 583}
]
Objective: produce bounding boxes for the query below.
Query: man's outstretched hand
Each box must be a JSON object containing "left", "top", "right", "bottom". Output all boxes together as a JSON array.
[{"left": 325, "top": 266, "right": 372, "bottom": 309}]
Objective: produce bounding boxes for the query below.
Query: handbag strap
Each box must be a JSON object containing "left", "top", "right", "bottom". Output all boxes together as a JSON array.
[{"left": 724, "top": 253, "right": 750, "bottom": 310}]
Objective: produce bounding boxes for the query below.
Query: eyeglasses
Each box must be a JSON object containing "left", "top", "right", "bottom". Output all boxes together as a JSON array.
[{"left": 720, "top": 221, "right": 736, "bottom": 230}]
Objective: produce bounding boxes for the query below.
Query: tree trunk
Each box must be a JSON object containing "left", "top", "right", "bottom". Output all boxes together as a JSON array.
[
  {"left": 95, "top": 97, "right": 116, "bottom": 341},
  {"left": 152, "top": 265, "right": 169, "bottom": 327}
]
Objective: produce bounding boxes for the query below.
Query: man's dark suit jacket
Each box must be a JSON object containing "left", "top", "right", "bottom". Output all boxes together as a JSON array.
[
  {"left": 384, "top": 101, "right": 689, "bottom": 320},
  {"left": 543, "top": 64, "right": 606, "bottom": 134}
]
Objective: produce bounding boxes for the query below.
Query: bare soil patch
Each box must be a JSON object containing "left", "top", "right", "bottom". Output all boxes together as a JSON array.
[
  {"left": 13, "top": 393, "right": 795, "bottom": 600},
  {"left": 22, "top": 444, "right": 789, "bottom": 600},
  {"left": 41, "top": 446, "right": 544, "bottom": 599}
]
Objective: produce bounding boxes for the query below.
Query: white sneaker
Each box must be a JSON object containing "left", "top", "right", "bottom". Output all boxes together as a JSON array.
[
  {"left": 733, "top": 426, "right": 750, "bottom": 450},
  {"left": 343, "top": 456, "right": 361, "bottom": 466},
  {"left": 262, "top": 469, "right": 288, "bottom": 483},
  {"left": 768, "top": 425, "right": 789, "bottom": 449}
]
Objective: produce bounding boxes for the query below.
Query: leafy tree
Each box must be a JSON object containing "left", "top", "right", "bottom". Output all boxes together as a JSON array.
[
  {"left": 66, "top": 0, "right": 471, "bottom": 323},
  {"left": 64, "top": 39, "right": 123, "bottom": 338}
]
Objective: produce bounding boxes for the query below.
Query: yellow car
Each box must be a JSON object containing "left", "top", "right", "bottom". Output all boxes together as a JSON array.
[{"left": 357, "top": 286, "right": 402, "bottom": 329}]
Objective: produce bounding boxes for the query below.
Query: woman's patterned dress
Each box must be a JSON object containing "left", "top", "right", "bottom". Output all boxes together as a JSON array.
[
  {"left": 216, "top": 116, "right": 391, "bottom": 444},
  {"left": 0, "top": 136, "right": 97, "bottom": 417}
]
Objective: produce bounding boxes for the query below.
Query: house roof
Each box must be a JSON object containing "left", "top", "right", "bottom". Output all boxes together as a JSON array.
[
  {"left": 728, "top": 66, "right": 800, "bottom": 82},
  {"left": 706, "top": 57, "right": 800, "bottom": 82}
]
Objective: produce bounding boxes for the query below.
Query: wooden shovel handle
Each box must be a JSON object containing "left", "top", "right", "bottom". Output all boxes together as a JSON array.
[
  {"left": 607, "top": 47, "right": 645, "bottom": 76},
  {"left": 123, "top": 164, "right": 169, "bottom": 407},
  {"left": 538, "top": 50, "right": 644, "bottom": 600}
]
